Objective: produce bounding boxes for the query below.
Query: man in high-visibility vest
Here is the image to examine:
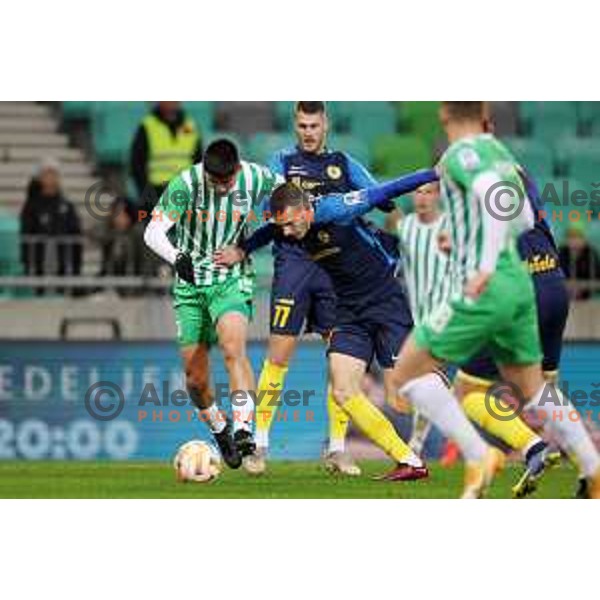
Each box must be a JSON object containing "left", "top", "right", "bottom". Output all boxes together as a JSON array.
[{"left": 131, "top": 101, "right": 203, "bottom": 214}]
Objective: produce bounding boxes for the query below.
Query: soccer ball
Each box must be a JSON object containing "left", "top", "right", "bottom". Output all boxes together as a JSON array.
[{"left": 174, "top": 441, "right": 221, "bottom": 483}]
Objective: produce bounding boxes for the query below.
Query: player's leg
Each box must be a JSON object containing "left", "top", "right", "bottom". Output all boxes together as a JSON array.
[
  {"left": 390, "top": 303, "right": 504, "bottom": 498},
  {"left": 174, "top": 285, "right": 241, "bottom": 469},
  {"left": 500, "top": 362, "right": 600, "bottom": 498},
  {"left": 493, "top": 280, "right": 600, "bottom": 497},
  {"left": 216, "top": 312, "right": 256, "bottom": 456},
  {"left": 253, "top": 258, "right": 309, "bottom": 466},
  {"left": 328, "top": 353, "right": 426, "bottom": 480},
  {"left": 310, "top": 268, "right": 359, "bottom": 475},
  {"left": 328, "top": 323, "right": 426, "bottom": 480},
  {"left": 454, "top": 365, "right": 558, "bottom": 498},
  {"left": 455, "top": 364, "right": 542, "bottom": 454},
  {"left": 255, "top": 334, "right": 297, "bottom": 453},
  {"left": 209, "top": 276, "right": 257, "bottom": 467},
  {"left": 535, "top": 276, "right": 588, "bottom": 497},
  {"left": 382, "top": 371, "right": 431, "bottom": 454}
]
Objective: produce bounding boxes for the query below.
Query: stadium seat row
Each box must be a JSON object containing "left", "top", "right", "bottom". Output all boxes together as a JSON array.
[{"left": 505, "top": 137, "right": 600, "bottom": 183}]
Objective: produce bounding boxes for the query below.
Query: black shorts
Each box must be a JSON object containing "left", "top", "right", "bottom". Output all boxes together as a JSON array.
[
  {"left": 328, "top": 283, "right": 414, "bottom": 370},
  {"left": 270, "top": 254, "right": 336, "bottom": 337}
]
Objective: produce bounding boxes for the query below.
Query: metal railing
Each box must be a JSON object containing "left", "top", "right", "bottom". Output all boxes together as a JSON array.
[
  {"left": 1, "top": 234, "right": 600, "bottom": 298},
  {"left": 0, "top": 234, "right": 273, "bottom": 296}
]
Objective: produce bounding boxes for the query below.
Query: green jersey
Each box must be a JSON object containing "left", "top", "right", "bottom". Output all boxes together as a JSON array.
[
  {"left": 158, "top": 161, "right": 283, "bottom": 286},
  {"left": 397, "top": 213, "right": 450, "bottom": 325},
  {"left": 438, "top": 133, "right": 528, "bottom": 302}
]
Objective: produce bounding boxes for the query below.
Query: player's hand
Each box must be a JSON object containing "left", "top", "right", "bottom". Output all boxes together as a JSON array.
[
  {"left": 175, "top": 252, "right": 195, "bottom": 284},
  {"left": 213, "top": 246, "right": 246, "bottom": 267},
  {"left": 464, "top": 271, "right": 491, "bottom": 300},
  {"left": 438, "top": 231, "right": 452, "bottom": 254}
]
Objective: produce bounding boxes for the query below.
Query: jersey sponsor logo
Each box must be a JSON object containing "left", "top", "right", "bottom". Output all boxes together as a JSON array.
[
  {"left": 326, "top": 165, "right": 343, "bottom": 180},
  {"left": 291, "top": 176, "right": 322, "bottom": 192},
  {"left": 343, "top": 191, "right": 364, "bottom": 206},
  {"left": 457, "top": 147, "right": 481, "bottom": 172},
  {"left": 527, "top": 253, "right": 559, "bottom": 275}
]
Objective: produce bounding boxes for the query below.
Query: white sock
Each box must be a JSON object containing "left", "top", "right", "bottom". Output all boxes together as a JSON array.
[
  {"left": 526, "top": 385, "right": 600, "bottom": 477},
  {"left": 199, "top": 403, "right": 226, "bottom": 434},
  {"left": 255, "top": 429, "right": 269, "bottom": 450},
  {"left": 328, "top": 438, "right": 346, "bottom": 455},
  {"left": 409, "top": 411, "right": 432, "bottom": 456},
  {"left": 232, "top": 391, "right": 255, "bottom": 434},
  {"left": 401, "top": 373, "right": 488, "bottom": 463}
]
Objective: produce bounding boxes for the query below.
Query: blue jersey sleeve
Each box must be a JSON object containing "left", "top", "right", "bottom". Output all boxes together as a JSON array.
[
  {"left": 345, "top": 153, "right": 378, "bottom": 189},
  {"left": 314, "top": 169, "right": 438, "bottom": 225},
  {"left": 267, "top": 150, "right": 287, "bottom": 177},
  {"left": 345, "top": 152, "right": 396, "bottom": 213},
  {"left": 239, "top": 223, "right": 276, "bottom": 255}
]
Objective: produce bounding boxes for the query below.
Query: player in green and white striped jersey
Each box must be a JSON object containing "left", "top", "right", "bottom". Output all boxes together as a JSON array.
[
  {"left": 397, "top": 182, "right": 450, "bottom": 328},
  {"left": 396, "top": 181, "right": 449, "bottom": 455},
  {"left": 390, "top": 102, "right": 600, "bottom": 497},
  {"left": 145, "top": 139, "right": 284, "bottom": 471}
]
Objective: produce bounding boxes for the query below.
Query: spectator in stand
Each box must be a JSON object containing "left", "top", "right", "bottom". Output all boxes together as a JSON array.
[
  {"left": 130, "top": 102, "right": 203, "bottom": 217},
  {"left": 559, "top": 221, "right": 600, "bottom": 300},
  {"left": 92, "top": 197, "right": 161, "bottom": 296},
  {"left": 20, "top": 158, "right": 82, "bottom": 286}
]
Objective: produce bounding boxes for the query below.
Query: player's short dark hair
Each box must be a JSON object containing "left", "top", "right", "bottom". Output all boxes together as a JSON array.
[
  {"left": 203, "top": 139, "right": 240, "bottom": 178},
  {"left": 270, "top": 182, "right": 309, "bottom": 214},
  {"left": 442, "top": 102, "right": 487, "bottom": 122},
  {"left": 295, "top": 101, "right": 326, "bottom": 115}
]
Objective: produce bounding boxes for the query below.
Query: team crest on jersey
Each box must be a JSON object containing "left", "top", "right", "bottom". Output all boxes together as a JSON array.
[
  {"left": 457, "top": 147, "right": 481, "bottom": 171},
  {"left": 326, "top": 165, "right": 343, "bottom": 180},
  {"left": 318, "top": 230, "right": 331, "bottom": 244}
]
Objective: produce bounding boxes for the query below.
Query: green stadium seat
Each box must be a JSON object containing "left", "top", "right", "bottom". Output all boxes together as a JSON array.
[
  {"left": 519, "top": 102, "right": 578, "bottom": 142},
  {"left": 183, "top": 102, "right": 216, "bottom": 130},
  {"left": 62, "top": 101, "right": 95, "bottom": 121},
  {"left": 576, "top": 102, "right": 600, "bottom": 130},
  {"left": 503, "top": 137, "right": 556, "bottom": 178},
  {"left": 274, "top": 101, "right": 294, "bottom": 130},
  {"left": 322, "top": 102, "right": 355, "bottom": 132},
  {"left": 0, "top": 213, "right": 23, "bottom": 299},
  {"left": 346, "top": 102, "right": 396, "bottom": 142},
  {"left": 372, "top": 135, "right": 432, "bottom": 179},
  {"left": 247, "top": 133, "right": 295, "bottom": 165},
  {"left": 588, "top": 116, "right": 600, "bottom": 138},
  {"left": 539, "top": 177, "right": 588, "bottom": 242},
  {"left": 557, "top": 138, "right": 600, "bottom": 183},
  {"left": 328, "top": 134, "right": 371, "bottom": 168},
  {"left": 91, "top": 102, "right": 148, "bottom": 165},
  {"left": 398, "top": 102, "right": 443, "bottom": 150},
  {"left": 0, "top": 214, "right": 21, "bottom": 276}
]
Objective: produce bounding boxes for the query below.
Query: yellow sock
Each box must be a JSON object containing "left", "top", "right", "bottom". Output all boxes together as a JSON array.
[
  {"left": 462, "top": 391, "right": 538, "bottom": 452},
  {"left": 256, "top": 360, "right": 288, "bottom": 448},
  {"left": 342, "top": 394, "right": 415, "bottom": 464},
  {"left": 327, "top": 387, "right": 350, "bottom": 453}
]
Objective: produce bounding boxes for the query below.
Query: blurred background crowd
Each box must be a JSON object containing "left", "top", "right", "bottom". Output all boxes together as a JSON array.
[{"left": 1, "top": 101, "right": 599, "bottom": 305}]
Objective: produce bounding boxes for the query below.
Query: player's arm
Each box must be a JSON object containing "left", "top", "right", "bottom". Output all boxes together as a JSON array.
[
  {"left": 465, "top": 171, "right": 532, "bottom": 298},
  {"left": 345, "top": 153, "right": 395, "bottom": 213},
  {"left": 213, "top": 223, "right": 276, "bottom": 267},
  {"left": 315, "top": 169, "right": 438, "bottom": 224},
  {"left": 144, "top": 176, "right": 195, "bottom": 283},
  {"left": 246, "top": 161, "right": 286, "bottom": 250},
  {"left": 214, "top": 163, "right": 284, "bottom": 267}
]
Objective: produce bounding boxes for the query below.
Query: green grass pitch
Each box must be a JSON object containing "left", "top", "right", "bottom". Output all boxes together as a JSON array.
[{"left": 0, "top": 461, "right": 580, "bottom": 499}]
